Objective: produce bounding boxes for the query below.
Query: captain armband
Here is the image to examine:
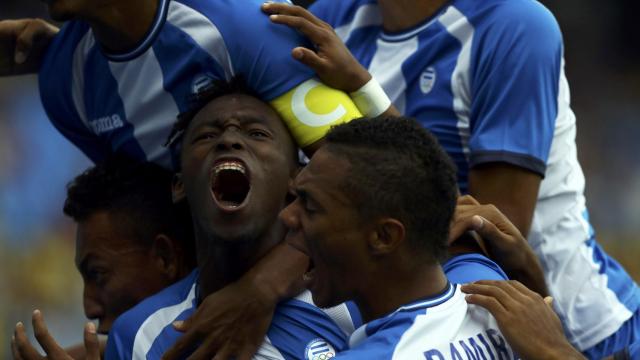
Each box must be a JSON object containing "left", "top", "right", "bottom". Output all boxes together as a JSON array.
[{"left": 270, "top": 78, "right": 362, "bottom": 148}]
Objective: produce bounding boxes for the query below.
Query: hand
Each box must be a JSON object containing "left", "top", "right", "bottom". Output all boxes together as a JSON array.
[
  {"left": 462, "top": 280, "right": 585, "bottom": 360},
  {"left": 449, "top": 195, "right": 549, "bottom": 296},
  {"left": 0, "top": 19, "right": 58, "bottom": 76},
  {"left": 261, "top": 2, "right": 371, "bottom": 92},
  {"left": 11, "top": 310, "right": 100, "bottom": 360},
  {"left": 162, "top": 278, "right": 276, "bottom": 360}
]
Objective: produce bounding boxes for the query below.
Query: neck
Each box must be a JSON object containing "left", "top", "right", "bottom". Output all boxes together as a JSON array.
[
  {"left": 195, "top": 222, "right": 286, "bottom": 302},
  {"left": 377, "top": 0, "right": 449, "bottom": 33},
  {"left": 85, "top": 0, "right": 160, "bottom": 53},
  {"left": 355, "top": 259, "right": 448, "bottom": 323}
]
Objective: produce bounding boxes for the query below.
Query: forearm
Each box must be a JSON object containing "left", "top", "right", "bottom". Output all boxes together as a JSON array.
[{"left": 243, "top": 241, "right": 309, "bottom": 301}]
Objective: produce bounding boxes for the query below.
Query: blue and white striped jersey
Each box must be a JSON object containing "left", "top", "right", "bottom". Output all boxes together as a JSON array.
[
  {"left": 310, "top": 0, "right": 640, "bottom": 352},
  {"left": 105, "top": 270, "right": 360, "bottom": 360},
  {"left": 39, "top": 0, "right": 315, "bottom": 170},
  {"left": 335, "top": 283, "right": 516, "bottom": 360}
]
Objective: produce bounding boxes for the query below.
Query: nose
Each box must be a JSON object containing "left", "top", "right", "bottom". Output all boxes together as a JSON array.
[
  {"left": 83, "top": 286, "right": 104, "bottom": 321},
  {"left": 279, "top": 201, "right": 299, "bottom": 230},
  {"left": 216, "top": 127, "right": 244, "bottom": 152}
]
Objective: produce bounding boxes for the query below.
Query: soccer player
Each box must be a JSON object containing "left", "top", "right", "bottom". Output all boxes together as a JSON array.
[
  {"left": 0, "top": 0, "right": 392, "bottom": 356},
  {"left": 262, "top": 2, "right": 640, "bottom": 357},
  {"left": 12, "top": 156, "right": 196, "bottom": 359},
  {"left": 280, "top": 116, "right": 522, "bottom": 358},
  {"left": 104, "top": 81, "right": 359, "bottom": 360}
]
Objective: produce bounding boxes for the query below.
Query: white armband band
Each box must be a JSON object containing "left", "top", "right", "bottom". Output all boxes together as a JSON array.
[{"left": 349, "top": 78, "right": 392, "bottom": 118}]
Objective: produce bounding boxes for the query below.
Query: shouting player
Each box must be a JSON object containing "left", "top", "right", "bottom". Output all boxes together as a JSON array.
[{"left": 262, "top": 2, "right": 640, "bottom": 357}]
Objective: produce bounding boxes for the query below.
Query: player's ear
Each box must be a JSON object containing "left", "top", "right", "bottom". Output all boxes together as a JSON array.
[
  {"left": 151, "top": 234, "right": 180, "bottom": 281},
  {"left": 368, "top": 218, "right": 405, "bottom": 255},
  {"left": 172, "top": 173, "right": 185, "bottom": 203}
]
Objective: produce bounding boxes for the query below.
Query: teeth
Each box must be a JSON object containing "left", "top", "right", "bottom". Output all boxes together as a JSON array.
[{"left": 214, "top": 162, "right": 245, "bottom": 175}]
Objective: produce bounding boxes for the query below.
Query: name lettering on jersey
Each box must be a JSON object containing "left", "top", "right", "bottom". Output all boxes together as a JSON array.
[
  {"left": 90, "top": 114, "right": 124, "bottom": 134},
  {"left": 305, "top": 338, "right": 336, "bottom": 360},
  {"left": 420, "top": 66, "right": 437, "bottom": 94},
  {"left": 423, "top": 328, "right": 517, "bottom": 360}
]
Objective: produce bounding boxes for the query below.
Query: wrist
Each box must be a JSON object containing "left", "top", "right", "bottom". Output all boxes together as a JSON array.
[{"left": 350, "top": 77, "right": 392, "bottom": 118}]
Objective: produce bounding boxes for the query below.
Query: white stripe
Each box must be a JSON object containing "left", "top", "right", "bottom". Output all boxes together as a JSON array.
[
  {"left": 108, "top": 49, "right": 177, "bottom": 169},
  {"left": 132, "top": 283, "right": 196, "bottom": 359},
  {"left": 438, "top": 6, "right": 474, "bottom": 159},
  {"left": 71, "top": 32, "right": 95, "bottom": 131},
  {"left": 294, "top": 290, "right": 356, "bottom": 336},
  {"left": 167, "top": 1, "right": 235, "bottom": 80},
  {"left": 334, "top": 4, "right": 382, "bottom": 43},
  {"left": 368, "top": 37, "right": 419, "bottom": 114},
  {"left": 397, "top": 283, "right": 456, "bottom": 312},
  {"left": 253, "top": 337, "right": 286, "bottom": 360},
  {"left": 380, "top": 16, "right": 441, "bottom": 42}
]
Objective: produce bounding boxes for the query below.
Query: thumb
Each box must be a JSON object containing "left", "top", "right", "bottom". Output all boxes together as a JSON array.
[{"left": 84, "top": 322, "right": 101, "bottom": 360}]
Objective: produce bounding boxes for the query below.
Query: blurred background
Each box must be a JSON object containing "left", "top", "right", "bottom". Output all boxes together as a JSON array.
[{"left": 1, "top": 0, "right": 638, "bottom": 357}]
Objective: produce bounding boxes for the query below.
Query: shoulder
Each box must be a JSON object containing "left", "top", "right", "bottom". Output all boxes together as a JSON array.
[
  {"left": 107, "top": 271, "right": 198, "bottom": 358},
  {"left": 443, "top": 253, "right": 509, "bottom": 283},
  {"left": 468, "top": 0, "right": 562, "bottom": 47}
]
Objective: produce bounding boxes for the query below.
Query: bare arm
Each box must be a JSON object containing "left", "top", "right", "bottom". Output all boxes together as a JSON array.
[
  {"left": 162, "top": 242, "right": 308, "bottom": 360},
  {"left": 468, "top": 163, "right": 541, "bottom": 238},
  {"left": 0, "top": 19, "right": 58, "bottom": 76}
]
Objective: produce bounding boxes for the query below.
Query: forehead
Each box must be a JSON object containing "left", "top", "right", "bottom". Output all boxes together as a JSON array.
[
  {"left": 75, "top": 212, "right": 140, "bottom": 260},
  {"left": 188, "top": 94, "right": 283, "bottom": 131},
  {"left": 296, "top": 148, "right": 351, "bottom": 201}
]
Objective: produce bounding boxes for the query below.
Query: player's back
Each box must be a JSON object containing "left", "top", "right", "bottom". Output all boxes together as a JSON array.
[
  {"left": 39, "top": 0, "right": 314, "bottom": 169},
  {"left": 335, "top": 283, "right": 515, "bottom": 359}
]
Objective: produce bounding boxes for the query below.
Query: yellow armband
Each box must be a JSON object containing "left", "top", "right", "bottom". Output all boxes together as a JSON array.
[{"left": 270, "top": 78, "right": 363, "bottom": 148}]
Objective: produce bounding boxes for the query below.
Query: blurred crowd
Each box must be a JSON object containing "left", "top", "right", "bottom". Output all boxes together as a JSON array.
[{"left": 0, "top": 0, "right": 638, "bottom": 357}]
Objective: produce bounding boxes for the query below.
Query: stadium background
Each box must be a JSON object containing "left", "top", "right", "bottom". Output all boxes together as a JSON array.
[{"left": 0, "top": 0, "right": 638, "bottom": 356}]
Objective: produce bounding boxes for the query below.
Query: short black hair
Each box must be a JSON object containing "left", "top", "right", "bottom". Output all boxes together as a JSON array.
[
  {"left": 165, "top": 77, "right": 258, "bottom": 148},
  {"left": 64, "top": 155, "right": 194, "bottom": 256},
  {"left": 325, "top": 116, "right": 458, "bottom": 262}
]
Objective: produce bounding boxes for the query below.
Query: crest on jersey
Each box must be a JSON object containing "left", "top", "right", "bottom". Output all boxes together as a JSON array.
[
  {"left": 305, "top": 338, "right": 336, "bottom": 360},
  {"left": 191, "top": 73, "right": 215, "bottom": 94},
  {"left": 420, "top": 66, "right": 437, "bottom": 94}
]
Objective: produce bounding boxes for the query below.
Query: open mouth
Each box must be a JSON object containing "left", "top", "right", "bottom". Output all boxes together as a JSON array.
[
  {"left": 211, "top": 160, "right": 251, "bottom": 211},
  {"left": 303, "top": 258, "right": 316, "bottom": 283}
]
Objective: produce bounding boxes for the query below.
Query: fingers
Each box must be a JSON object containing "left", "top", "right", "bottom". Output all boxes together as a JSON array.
[
  {"left": 544, "top": 296, "right": 554, "bottom": 307},
  {"left": 449, "top": 214, "right": 484, "bottom": 244},
  {"left": 262, "top": 3, "right": 325, "bottom": 28},
  {"left": 268, "top": 13, "right": 330, "bottom": 45},
  {"left": 185, "top": 336, "right": 222, "bottom": 360},
  {"left": 291, "top": 47, "right": 326, "bottom": 70},
  {"left": 32, "top": 310, "right": 66, "bottom": 357},
  {"left": 84, "top": 323, "right": 101, "bottom": 360},
  {"left": 11, "top": 335, "right": 25, "bottom": 360},
  {"left": 457, "top": 195, "right": 480, "bottom": 206},
  {"left": 14, "top": 322, "right": 43, "bottom": 360},
  {"left": 12, "top": 19, "right": 57, "bottom": 64},
  {"left": 461, "top": 281, "right": 522, "bottom": 310}
]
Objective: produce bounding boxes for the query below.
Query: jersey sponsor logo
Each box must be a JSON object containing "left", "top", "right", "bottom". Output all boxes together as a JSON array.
[
  {"left": 89, "top": 114, "right": 124, "bottom": 134},
  {"left": 292, "top": 79, "right": 348, "bottom": 127},
  {"left": 420, "top": 66, "right": 437, "bottom": 94},
  {"left": 422, "top": 328, "right": 516, "bottom": 360},
  {"left": 305, "top": 338, "right": 335, "bottom": 360},
  {"left": 192, "top": 73, "right": 215, "bottom": 94}
]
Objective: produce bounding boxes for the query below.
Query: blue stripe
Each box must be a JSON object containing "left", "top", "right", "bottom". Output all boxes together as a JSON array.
[{"left": 83, "top": 48, "right": 147, "bottom": 160}]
